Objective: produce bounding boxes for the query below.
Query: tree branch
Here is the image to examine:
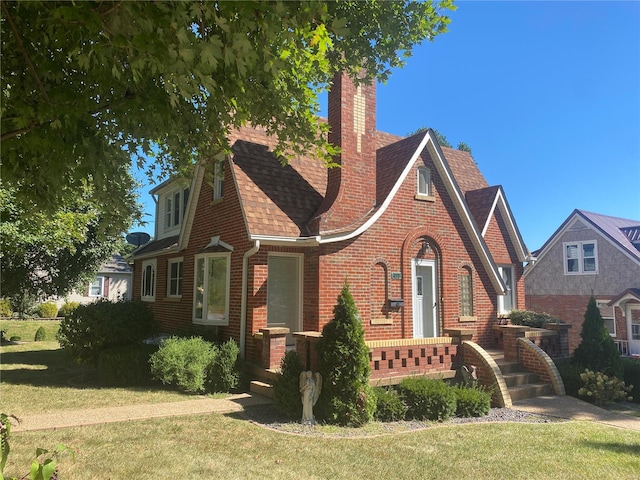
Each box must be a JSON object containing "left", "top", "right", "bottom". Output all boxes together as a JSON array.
[{"left": 1, "top": 0, "right": 51, "bottom": 104}]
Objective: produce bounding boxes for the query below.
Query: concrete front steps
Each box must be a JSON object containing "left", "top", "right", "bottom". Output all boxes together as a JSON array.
[
  {"left": 492, "top": 354, "right": 554, "bottom": 401},
  {"left": 247, "top": 363, "right": 277, "bottom": 399}
]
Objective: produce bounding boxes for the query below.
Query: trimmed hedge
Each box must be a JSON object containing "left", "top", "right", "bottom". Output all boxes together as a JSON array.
[
  {"left": 508, "top": 309, "right": 559, "bottom": 328},
  {"left": 206, "top": 339, "right": 241, "bottom": 393},
  {"left": 98, "top": 343, "right": 159, "bottom": 387},
  {"left": 373, "top": 387, "right": 408, "bottom": 422},
  {"left": 36, "top": 302, "right": 58, "bottom": 318},
  {"left": 397, "top": 378, "right": 457, "bottom": 421},
  {"left": 34, "top": 326, "right": 47, "bottom": 342},
  {"left": 453, "top": 385, "right": 491, "bottom": 417}
]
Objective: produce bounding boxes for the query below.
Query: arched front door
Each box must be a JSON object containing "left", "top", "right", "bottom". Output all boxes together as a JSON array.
[{"left": 412, "top": 259, "right": 438, "bottom": 338}]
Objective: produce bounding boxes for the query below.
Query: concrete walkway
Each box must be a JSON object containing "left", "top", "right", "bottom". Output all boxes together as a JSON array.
[{"left": 11, "top": 393, "right": 640, "bottom": 433}]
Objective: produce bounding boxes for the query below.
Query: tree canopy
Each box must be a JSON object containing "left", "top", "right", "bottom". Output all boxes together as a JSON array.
[{"left": 2, "top": 0, "right": 455, "bottom": 214}]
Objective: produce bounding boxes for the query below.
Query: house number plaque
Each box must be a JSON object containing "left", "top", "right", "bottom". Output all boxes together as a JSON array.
[{"left": 391, "top": 272, "right": 402, "bottom": 280}]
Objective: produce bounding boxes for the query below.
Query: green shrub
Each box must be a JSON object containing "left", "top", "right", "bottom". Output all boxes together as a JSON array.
[
  {"left": 273, "top": 350, "right": 305, "bottom": 419},
  {"left": 0, "top": 299, "right": 12, "bottom": 317},
  {"left": 317, "top": 281, "right": 376, "bottom": 426},
  {"left": 573, "top": 297, "right": 623, "bottom": 378},
  {"left": 207, "top": 339, "right": 240, "bottom": 392},
  {"left": 9, "top": 336, "right": 21, "bottom": 342},
  {"left": 622, "top": 357, "right": 640, "bottom": 404},
  {"left": 149, "top": 337, "right": 216, "bottom": 394},
  {"left": 9, "top": 293, "right": 37, "bottom": 318},
  {"left": 56, "top": 299, "right": 159, "bottom": 366},
  {"left": 397, "top": 377, "right": 457, "bottom": 421},
  {"left": 58, "top": 301, "right": 80, "bottom": 317},
  {"left": 373, "top": 387, "right": 408, "bottom": 422},
  {"left": 98, "top": 344, "right": 159, "bottom": 387},
  {"left": 578, "top": 369, "right": 633, "bottom": 406},
  {"left": 36, "top": 302, "right": 59, "bottom": 318},
  {"left": 453, "top": 385, "right": 491, "bottom": 417},
  {"left": 34, "top": 326, "right": 47, "bottom": 342},
  {"left": 509, "top": 310, "right": 559, "bottom": 328},
  {"left": 555, "top": 359, "right": 583, "bottom": 397}
]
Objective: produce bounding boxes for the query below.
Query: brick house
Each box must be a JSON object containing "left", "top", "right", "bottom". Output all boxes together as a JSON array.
[
  {"left": 525, "top": 209, "right": 640, "bottom": 356},
  {"left": 131, "top": 73, "right": 532, "bottom": 381}
]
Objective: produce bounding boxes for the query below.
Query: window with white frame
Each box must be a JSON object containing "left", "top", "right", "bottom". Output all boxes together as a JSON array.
[
  {"left": 564, "top": 241, "right": 597, "bottom": 274},
  {"left": 167, "top": 258, "right": 184, "bottom": 297},
  {"left": 632, "top": 308, "right": 640, "bottom": 341},
  {"left": 193, "top": 253, "right": 230, "bottom": 326},
  {"left": 596, "top": 300, "right": 615, "bottom": 336},
  {"left": 497, "top": 265, "right": 515, "bottom": 314},
  {"left": 89, "top": 277, "right": 104, "bottom": 297},
  {"left": 163, "top": 188, "right": 190, "bottom": 232},
  {"left": 141, "top": 259, "right": 157, "bottom": 301},
  {"left": 213, "top": 161, "right": 224, "bottom": 201},
  {"left": 417, "top": 167, "right": 431, "bottom": 197},
  {"left": 267, "top": 254, "right": 302, "bottom": 333}
]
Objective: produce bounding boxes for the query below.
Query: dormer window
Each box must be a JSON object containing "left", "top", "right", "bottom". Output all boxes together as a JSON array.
[{"left": 163, "top": 188, "right": 190, "bottom": 232}]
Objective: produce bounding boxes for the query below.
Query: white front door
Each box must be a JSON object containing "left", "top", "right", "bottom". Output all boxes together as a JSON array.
[
  {"left": 267, "top": 254, "right": 302, "bottom": 345},
  {"left": 413, "top": 260, "right": 438, "bottom": 338}
]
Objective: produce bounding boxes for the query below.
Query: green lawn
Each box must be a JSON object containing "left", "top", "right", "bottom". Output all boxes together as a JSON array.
[
  {"left": 0, "top": 318, "right": 61, "bottom": 343},
  {"left": 2, "top": 329, "right": 640, "bottom": 479}
]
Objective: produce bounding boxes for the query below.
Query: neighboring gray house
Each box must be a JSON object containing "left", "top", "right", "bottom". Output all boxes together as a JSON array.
[
  {"left": 525, "top": 210, "right": 640, "bottom": 356},
  {"left": 58, "top": 255, "right": 133, "bottom": 306}
]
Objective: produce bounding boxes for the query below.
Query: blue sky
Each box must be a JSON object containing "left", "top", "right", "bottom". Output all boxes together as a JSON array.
[{"left": 134, "top": 1, "right": 640, "bottom": 252}]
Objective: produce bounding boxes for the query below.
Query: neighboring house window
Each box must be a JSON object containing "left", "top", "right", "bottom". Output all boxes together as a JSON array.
[
  {"left": 167, "top": 258, "right": 184, "bottom": 297},
  {"left": 417, "top": 167, "right": 431, "bottom": 197},
  {"left": 163, "top": 188, "right": 190, "bottom": 232},
  {"left": 89, "top": 277, "right": 104, "bottom": 297},
  {"left": 213, "top": 161, "right": 224, "bottom": 201},
  {"left": 596, "top": 300, "right": 615, "bottom": 336},
  {"left": 141, "top": 260, "right": 157, "bottom": 301},
  {"left": 632, "top": 309, "right": 640, "bottom": 341},
  {"left": 564, "top": 241, "right": 597, "bottom": 274},
  {"left": 459, "top": 267, "right": 473, "bottom": 317},
  {"left": 497, "top": 265, "right": 514, "bottom": 314},
  {"left": 193, "top": 254, "right": 230, "bottom": 326}
]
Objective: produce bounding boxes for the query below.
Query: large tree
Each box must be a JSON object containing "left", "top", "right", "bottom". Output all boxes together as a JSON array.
[
  {"left": 0, "top": 176, "right": 140, "bottom": 302},
  {"left": 1, "top": 0, "right": 455, "bottom": 214}
]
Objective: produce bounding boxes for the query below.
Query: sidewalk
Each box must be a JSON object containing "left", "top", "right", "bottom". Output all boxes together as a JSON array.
[
  {"left": 12, "top": 393, "right": 272, "bottom": 433},
  {"left": 513, "top": 395, "right": 640, "bottom": 432},
  {"left": 11, "top": 393, "right": 640, "bottom": 433}
]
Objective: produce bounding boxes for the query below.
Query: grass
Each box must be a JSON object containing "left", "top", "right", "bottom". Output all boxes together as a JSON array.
[
  {"left": 2, "top": 329, "right": 640, "bottom": 479},
  {"left": 4, "top": 415, "right": 640, "bottom": 479},
  {"left": 0, "top": 318, "right": 61, "bottom": 342}
]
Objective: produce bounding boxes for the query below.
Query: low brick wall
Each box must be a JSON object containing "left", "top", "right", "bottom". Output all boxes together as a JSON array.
[
  {"left": 462, "top": 341, "right": 511, "bottom": 408},
  {"left": 367, "top": 337, "right": 458, "bottom": 384},
  {"left": 517, "top": 338, "right": 565, "bottom": 395}
]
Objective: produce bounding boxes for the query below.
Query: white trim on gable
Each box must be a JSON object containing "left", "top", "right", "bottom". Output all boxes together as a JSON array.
[{"left": 480, "top": 188, "right": 529, "bottom": 263}]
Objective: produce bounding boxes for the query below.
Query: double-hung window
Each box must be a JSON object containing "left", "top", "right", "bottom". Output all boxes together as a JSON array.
[
  {"left": 596, "top": 300, "right": 615, "bottom": 336},
  {"left": 141, "top": 259, "right": 157, "bottom": 301},
  {"left": 564, "top": 241, "right": 597, "bottom": 274},
  {"left": 193, "top": 253, "right": 230, "bottom": 326},
  {"left": 164, "top": 188, "right": 190, "bottom": 232},
  {"left": 89, "top": 277, "right": 104, "bottom": 297},
  {"left": 167, "top": 258, "right": 184, "bottom": 298}
]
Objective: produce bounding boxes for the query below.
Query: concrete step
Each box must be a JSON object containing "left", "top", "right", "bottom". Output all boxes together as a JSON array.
[
  {"left": 245, "top": 363, "right": 280, "bottom": 383},
  {"left": 502, "top": 371, "right": 539, "bottom": 387},
  {"left": 494, "top": 360, "right": 525, "bottom": 374},
  {"left": 250, "top": 380, "right": 274, "bottom": 399},
  {"left": 508, "top": 382, "right": 554, "bottom": 401}
]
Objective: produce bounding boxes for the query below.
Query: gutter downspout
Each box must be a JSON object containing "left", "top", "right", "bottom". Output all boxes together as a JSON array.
[{"left": 240, "top": 240, "right": 260, "bottom": 358}]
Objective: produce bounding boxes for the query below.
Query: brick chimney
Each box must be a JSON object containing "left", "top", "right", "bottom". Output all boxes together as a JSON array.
[{"left": 312, "top": 71, "right": 377, "bottom": 233}]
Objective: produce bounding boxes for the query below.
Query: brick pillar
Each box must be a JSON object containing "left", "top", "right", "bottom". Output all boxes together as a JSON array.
[
  {"left": 502, "top": 326, "right": 529, "bottom": 362},
  {"left": 544, "top": 323, "right": 572, "bottom": 359},
  {"left": 444, "top": 328, "right": 475, "bottom": 368},
  {"left": 259, "top": 327, "right": 289, "bottom": 370},
  {"left": 293, "top": 331, "right": 322, "bottom": 372}
]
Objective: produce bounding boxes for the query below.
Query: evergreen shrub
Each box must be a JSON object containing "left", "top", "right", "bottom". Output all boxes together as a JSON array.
[
  {"left": 58, "top": 301, "right": 80, "bottom": 317},
  {"left": 57, "top": 299, "right": 159, "bottom": 366},
  {"left": 572, "top": 297, "right": 622, "bottom": 378},
  {"left": 373, "top": 387, "right": 408, "bottom": 422},
  {"left": 36, "top": 302, "right": 58, "bottom": 318},
  {"left": 207, "top": 339, "right": 241, "bottom": 392},
  {"left": 0, "top": 299, "right": 12, "bottom": 317},
  {"left": 317, "top": 282, "right": 376, "bottom": 426},
  {"left": 622, "top": 357, "right": 640, "bottom": 404},
  {"left": 98, "top": 343, "right": 159, "bottom": 386},
  {"left": 555, "top": 358, "right": 583, "bottom": 397},
  {"left": 34, "top": 326, "right": 47, "bottom": 342},
  {"left": 397, "top": 377, "right": 457, "bottom": 421},
  {"left": 273, "top": 350, "right": 305, "bottom": 419},
  {"left": 453, "top": 385, "right": 491, "bottom": 417},
  {"left": 149, "top": 337, "right": 216, "bottom": 394},
  {"left": 508, "top": 310, "right": 559, "bottom": 328}
]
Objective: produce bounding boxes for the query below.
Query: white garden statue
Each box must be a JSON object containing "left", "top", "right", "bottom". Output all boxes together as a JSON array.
[{"left": 299, "top": 371, "right": 322, "bottom": 424}]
